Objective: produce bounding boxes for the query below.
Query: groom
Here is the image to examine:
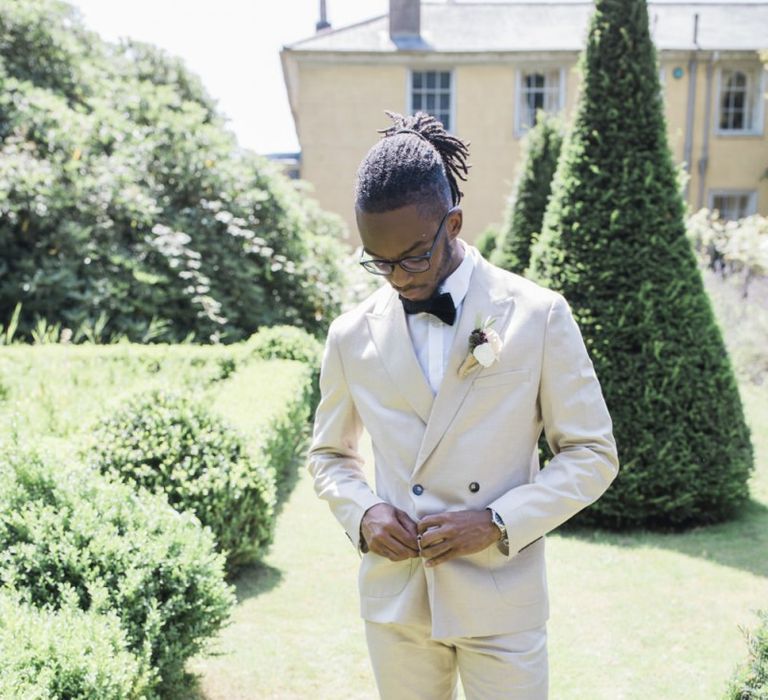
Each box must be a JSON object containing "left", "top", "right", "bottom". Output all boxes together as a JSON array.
[{"left": 307, "top": 111, "right": 619, "bottom": 700}]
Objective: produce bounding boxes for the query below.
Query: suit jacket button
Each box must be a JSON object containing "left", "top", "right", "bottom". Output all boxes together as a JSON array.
[
  {"left": 469, "top": 482, "right": 480, "bottom": 493},
  {"left": 412, "top": 484, "right": 424, "bottom": 496}
]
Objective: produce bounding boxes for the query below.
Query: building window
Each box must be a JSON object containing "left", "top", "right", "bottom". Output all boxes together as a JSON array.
[
  {"left": 716, "top": 67, "right": 765, "bottom": 135},
  {"left": 708, "top": 190, "right": 757, "bottom": 220},
  {"left": 515, "top": 68, "right": 565, "bottom": 136},
  {"left": 409, "top": 70, "right": 452, "bottom": 131}
]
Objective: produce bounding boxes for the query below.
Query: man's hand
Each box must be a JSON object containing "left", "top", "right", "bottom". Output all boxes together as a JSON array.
[
  {"left": 417, "top": 510, "right": 500, "bottom": 567},
  {"left": 361, "top": 503, "right": 421, "bottom": 561}
]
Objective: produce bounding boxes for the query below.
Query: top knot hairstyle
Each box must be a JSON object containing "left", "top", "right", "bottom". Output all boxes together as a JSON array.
[{"left": 354, "top": 111, "right": 471, "bottom": 219}]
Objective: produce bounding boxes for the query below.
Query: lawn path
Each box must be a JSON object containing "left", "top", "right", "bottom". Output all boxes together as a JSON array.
[{"left": 189, "top": 384, "right": 767, "bottom": 699}]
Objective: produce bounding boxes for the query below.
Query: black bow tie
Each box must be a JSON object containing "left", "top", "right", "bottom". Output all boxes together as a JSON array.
[{"left": 400, "top": 291, "right": 457, "bottom": 326}]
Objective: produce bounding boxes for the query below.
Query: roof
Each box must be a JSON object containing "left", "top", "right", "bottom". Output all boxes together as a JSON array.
[{"left": 284, "top": 1, "right": 768, "bottom": 53}]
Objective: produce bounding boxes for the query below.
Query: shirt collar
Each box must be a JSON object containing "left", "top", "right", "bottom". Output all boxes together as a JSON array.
[{"left": 438, "top": 238, "right": 475, "bottom": 307}]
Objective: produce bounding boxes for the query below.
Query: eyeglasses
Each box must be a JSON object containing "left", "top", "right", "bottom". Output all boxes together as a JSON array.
[{"left": 359, "top": 207, "right": 458, "bottom": 276}]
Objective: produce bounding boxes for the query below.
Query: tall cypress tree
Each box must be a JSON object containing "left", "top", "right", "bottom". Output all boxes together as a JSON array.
[
  {"left": 492, "top": 109, "right": 563, "bottom": 274},
  {"left": 529, "top": 0, "right": 754, "bottom": 529}
]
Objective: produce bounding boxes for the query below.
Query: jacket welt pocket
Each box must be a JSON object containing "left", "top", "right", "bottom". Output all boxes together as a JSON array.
[{"left": 472, "top": 368, "right": 531, "bottom": 389}]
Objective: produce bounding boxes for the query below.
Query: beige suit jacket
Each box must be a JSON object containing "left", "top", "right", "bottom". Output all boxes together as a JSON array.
[{"left": 307, "top": 242, "right": 619, "bottom": 638}]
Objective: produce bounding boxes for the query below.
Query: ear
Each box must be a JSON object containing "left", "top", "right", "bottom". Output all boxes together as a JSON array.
[{"left": 446, "top": 207, "right": 463, "bottom": 240}]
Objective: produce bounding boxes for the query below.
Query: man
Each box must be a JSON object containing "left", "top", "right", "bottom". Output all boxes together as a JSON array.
[{"left": 307, "top": 111, "right": 619, "bottom": 699}]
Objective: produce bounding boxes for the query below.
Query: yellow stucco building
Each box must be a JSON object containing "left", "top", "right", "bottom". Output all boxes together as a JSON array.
[{"left": 280, "top": 0, "right": 768, "bottom": 245}]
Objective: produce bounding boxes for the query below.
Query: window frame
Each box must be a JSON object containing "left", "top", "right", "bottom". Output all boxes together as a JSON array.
[
  {"left": 707, "top": 189, "right": 758, "bottom": 220},
  {"left": 407, "top": 68, "right": 456, "bottom": 133},
  {"left": 714, "top": 65, "right": 766, "bottom": 137},
  {"left": 514, "top": 66, "right": 566, "bottom": 138}
]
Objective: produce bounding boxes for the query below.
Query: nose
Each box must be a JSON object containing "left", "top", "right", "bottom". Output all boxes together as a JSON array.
[{"left": 390, "top": 265, "right": 414, "bottom": 289}]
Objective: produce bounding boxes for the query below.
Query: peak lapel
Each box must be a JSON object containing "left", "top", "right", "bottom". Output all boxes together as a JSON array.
[
  {"left": 412, "top": 255, "right": 516, "bottom": 475},
  {"left": 366, "top": 289, "right": 434, "bottom": 424}
]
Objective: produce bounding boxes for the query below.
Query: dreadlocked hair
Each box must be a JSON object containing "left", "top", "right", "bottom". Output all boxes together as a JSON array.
[{"left": 354, "top": 110, "right": 471, "bottom": 218}]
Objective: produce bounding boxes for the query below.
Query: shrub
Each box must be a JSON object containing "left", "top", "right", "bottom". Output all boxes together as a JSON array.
[
  {"left": 84, "top": 387, "right": 277, "bottom": 574},
  {"left": 475, "top": 225, "right": 499, "bottom": 259},
  {"left": 211, "top": 359, "right": 315, "bottom": 502},
  {"left": 0, "top": 0, "right": 347, "bottom": 343},
  {"left": 528, "top": 0, "right": 754, "bottom": 529},
  {"left": 0, "top": 588, "right": 151, "bottom": 699},
  {"left": 0, "top": 444, "right": 235, "bottom": 697},
  {"left": 248, "top": 324, "right": 323, "bottom": 416},
  {"left": 725, "top": 609, "right": 768, "bottom": 699},
  {"left": 492, "top": 109, "right": 563, "bottom": 274}
]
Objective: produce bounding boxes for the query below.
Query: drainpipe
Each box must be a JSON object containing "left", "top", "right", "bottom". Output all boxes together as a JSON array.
[
  {"left": 316, "top": 0, "right": 331, "bottom": 32},
  {"left": 697, "top": 50, "right": 718, "bottom": 209},
  {"left": 683, "top": 13, "right": 700, "bottom": 204}
]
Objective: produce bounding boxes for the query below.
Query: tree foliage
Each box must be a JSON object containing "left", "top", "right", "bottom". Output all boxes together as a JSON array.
[
  {"left": 492, "top": 109, "right": 564, "bottom": 274},
  {"left": 528, "top": 0, "right": 754, "bottom": 529},
  {"left": 0, "top": 0, "right": 348, "bottom": 343}
]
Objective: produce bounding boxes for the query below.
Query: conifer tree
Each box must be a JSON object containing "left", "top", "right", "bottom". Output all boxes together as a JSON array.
[
  {"left": 492, "top": 110, "right": 563, "bottom": 274},
  {"left": 529, "top": 0, "right": 754, "bottom": 529}
]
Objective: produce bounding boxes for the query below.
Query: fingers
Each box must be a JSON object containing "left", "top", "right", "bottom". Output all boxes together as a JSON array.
[{"left": 394, "top": 508, "right": 419, "bottom": 539}]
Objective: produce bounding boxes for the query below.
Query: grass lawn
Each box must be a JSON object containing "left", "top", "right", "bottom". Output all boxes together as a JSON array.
[{"left": 187, "top": 381, "right": 767, "bottom": 699}]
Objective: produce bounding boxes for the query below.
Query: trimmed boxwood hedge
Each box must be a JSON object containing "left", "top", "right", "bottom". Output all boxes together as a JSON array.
[
  {"left": 0, "top": 444, "right": 236, "bottom": 698},
  {"left": 0, "top": 588, "right": 151, "bottom": 699},
  {"left": 85, "top": 387, "right": 278, "bottom": 576},
  {"left": 248, "top": 324, "right": 323, "bottom": 418}
]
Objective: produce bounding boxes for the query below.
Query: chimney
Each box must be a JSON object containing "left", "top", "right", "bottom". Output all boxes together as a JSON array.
[
  {"left": 316, "top": 0, "right": 330, "bottom": 32},
  {"left": 389, "top": 0, "right": 420, "bottom": 40}
]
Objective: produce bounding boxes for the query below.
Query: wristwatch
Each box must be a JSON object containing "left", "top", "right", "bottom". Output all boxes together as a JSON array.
[{"left": 486, "top": 507, "right": 508, "bottom": 547}]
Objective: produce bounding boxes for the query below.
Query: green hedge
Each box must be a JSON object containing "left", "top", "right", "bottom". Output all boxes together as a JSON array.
[
  {"left": 0, "top": 444, "right": 235, "bottom": 698},
  {"left": 0, "top": 589, "right": 151, "bottom": 699},
  {"left": 85, "top": 388, "right": 277, "bottom": 576},
  {"left": 726, "top": 609, "right": 768, "bottom": 699},
  {"left": 212, "top": 359, "right": 314, "bottom": 502},
  {"left": 248, "top": 324, "right": 323, "bottom": 417}
]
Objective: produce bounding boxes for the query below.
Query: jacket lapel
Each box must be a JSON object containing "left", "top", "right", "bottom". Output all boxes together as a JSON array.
[
  {"left": 412, "top": 254, "right": 516, "bottom": 475},
  {"left": 366, "top": 289, "right": 434, "bottom": 424}
]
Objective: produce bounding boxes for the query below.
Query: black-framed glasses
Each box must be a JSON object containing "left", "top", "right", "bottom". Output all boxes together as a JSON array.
[{"left": 359, "top": 206, "right": 458, "bottom": 276}]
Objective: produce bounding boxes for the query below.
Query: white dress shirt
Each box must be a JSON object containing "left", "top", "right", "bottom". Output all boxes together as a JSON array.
[{"left": 404, "top": 239, "right": 476, "bottom": 395}]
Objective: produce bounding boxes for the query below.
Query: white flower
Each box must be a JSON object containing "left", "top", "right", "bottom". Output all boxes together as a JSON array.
[
  {"left": 473, "top": 342, "right": 496, "bottom": 367},
  {"left": 458, "top": 318, "right": 503, "bottom": 378}
]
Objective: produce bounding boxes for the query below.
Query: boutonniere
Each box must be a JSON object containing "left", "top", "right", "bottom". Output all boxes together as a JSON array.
[{"left": 458, "top": 315, "right": 502, "bottom": 378}]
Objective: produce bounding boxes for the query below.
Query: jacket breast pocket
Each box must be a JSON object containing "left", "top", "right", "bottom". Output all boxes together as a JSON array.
[
  {"left": 359, "top": 552, "right": 416, "bottom": 598},
  {"left": 472, "top": 368, "right": 531, "bottom": 389}
]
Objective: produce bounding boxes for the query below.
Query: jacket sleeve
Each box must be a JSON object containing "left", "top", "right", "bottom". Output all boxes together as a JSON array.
[
  {"left": 306, "top": 320, "right": 386, "bottom": 555},
  {"left": 487, "top": 292, "right": 620, "bottom": 556}
]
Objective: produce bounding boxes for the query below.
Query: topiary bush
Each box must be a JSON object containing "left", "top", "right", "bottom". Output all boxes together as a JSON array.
[
  {"left": 492, "top": 109, "right": 563, "bottom": 274},
  {"left": 248, "top": 324, "right": 323, "bottom": 416},
  {"left": 84, "top": 387, "right": 277, "bottom": 575},
  {"left": 475, "top": 225, "right": 499, "bottom": 259},
  {"left": 725, "top": 609, "right": 768, "bottom": 699},
  {"left": 0, "top": 588, "right": 151, "bottom": 700},
  {"left": 0, "top": 443, "right": 235, "bottom": 698},
  {"left": 527, "top": 0, "right": 754, "bottom": 529}
]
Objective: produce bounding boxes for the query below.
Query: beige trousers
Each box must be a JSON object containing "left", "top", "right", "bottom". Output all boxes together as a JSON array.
[{"left": 364, "top": 618, "right": 548, "bottom": 700}]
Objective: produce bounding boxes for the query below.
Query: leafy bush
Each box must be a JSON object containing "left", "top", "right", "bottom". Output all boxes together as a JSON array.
[
  {"left": 725, "top": 609, "right": 768, "bottom": 699},
  {"left": 0, "top": 443, "right": 236, "bottom": 697},
  {"left": 686, "top": 209, "right": 768, "bottom": 297},
  {"left": 84, "top": 388, "right": 277, "bottom": 574},
  {"left": 249, "top": 324, "right": 323, "bottom": 416},
  {"left": 528, "top": 0, "right": 754, "bottom": 529},
  {"left": 0, "top": 588, "right": 151, "bottom": 699},
  {"left": 0, "top": 0, "right": 347, "bottom": 343},
  {"left": 492, "top": 109, "right": 563, "bottom": 274},
  {"left": 211, "top": 360, "right": 315, "bottom": 502},
  {"left": 475, "top": 225, "right": 499, "bottom": 259}
]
